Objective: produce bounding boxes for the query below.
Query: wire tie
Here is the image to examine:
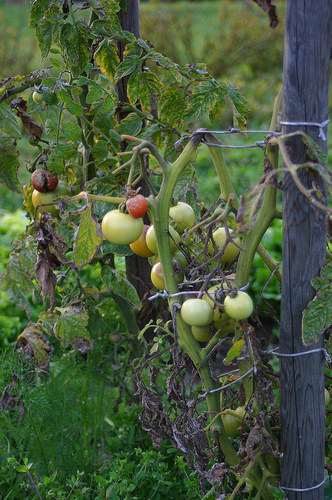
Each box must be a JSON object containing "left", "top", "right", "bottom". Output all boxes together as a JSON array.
[
  {"left": 265, "top": 347, "right": 330, "bottom": 362},
  {"left": 148, "top": 281, "right": 249, "bottom": 301},
  {"left": 279, "top": 476, "right": 325, "bottom": 493},
  {"left": 280, "top": 119, "right": 329, "bottom": 141}
]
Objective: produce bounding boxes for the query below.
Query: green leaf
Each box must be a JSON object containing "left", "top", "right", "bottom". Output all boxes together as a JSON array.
[
  {"left": 127, "top": 70, "right": 141, "bottom": 105},
  {"left": 224, "top": 338, "right": 245, "bottom": 365},
  {"left": 86, "top": 82, "right": 103, "bottom": 104},
  {"left": 117, "top": 113, "right": 142, "bottom": 137},
  {"left": 302, "top": 262, "right": 332, "bottom": 344},
  {"left": 115, "top": 55, "right": 140, "bottom": 81},
  {"left": 62, "top": 121, "right": 82, "bottom": 143},
  {"left": 36, "top": 19, "right": 53, "bottom": 59},
  {"left": 29, "top": 0, "right": 56, "bottom": 28},
  {"left": 227, "top": 84, "right": 250, "bottom": 118},
  {"left": 54, "top": 305, "right": 92, "bottom": 349},
  {"left": 101, "top": 267, "right": 140, "bottom": 308},
  {"left": 57, "top": 90, "right": 83, "bottom": 116},
  {"left": 73, "top": 206, "right": 102, "bottom": 268},
  {"left": 92, "top": 140, "right": 109, "bottom": 160},
  {"left": 95, "top": 40, "right": 120, "bottom": 83},
  {"left": 148, "top": 51, "right": 178, "bottom": 71},
  {"left": 0, "top": 103, "right": 21, "bottom": 138},
  {"left": 159, "top": 84, "right": 187, "bottom": 128},
  {"left": 209, "top": 85, "right": 227, "bottom": 122},
  {"left": 184, "top": 82, "right": 217, "bottom": 123},
  {"left": 0, "top": 136, "right": 21, "bottom": 192}
]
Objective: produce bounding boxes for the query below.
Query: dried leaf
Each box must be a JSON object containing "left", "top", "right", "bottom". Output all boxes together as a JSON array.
[{"left": 15, "top": 323, "right": 54, "bottom": 372}]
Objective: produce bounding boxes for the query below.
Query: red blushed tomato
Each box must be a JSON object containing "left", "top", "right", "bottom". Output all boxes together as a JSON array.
[
  {"left": 169, "top": 202, "right": 195, "bottom": 234},
  {"left": 191, "top": 325, "right": 214, "bottom": 342},
  {"left": 31, "top": 181, "right": 71, "bottom": 216},
  {"left": 222, "top": 406, "right": 247, "bottom": 438},
  {"left": 181, "top": 298, "right": 214, "bottom": 327},
  {"left": 150, "top": 261, "right": 184, "bottom": 290},
  {"left": 223, "top": 291, "right": 253, "bottom": 320},
  {"left": 146, "top": 224, "right": 180, "bottom": 254},
  {"left": 126, "top": 194, "right": 148, "bottom": 219},
  {"left": 129, "top": 225, "right": 154, "bottom": 257},
  {"left": 208, "top": 227, "right": 240, "bottom": 263},
  {"left": 102, "top": 210, "right": 143, "bottom": 245},
  {"left": 31, "top": 169, "right": 58, "bottom": 193}
]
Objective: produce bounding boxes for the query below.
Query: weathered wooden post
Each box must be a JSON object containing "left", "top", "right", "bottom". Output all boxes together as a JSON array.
[{"left": 280, "top": 1, "right": 331, "bottom": 498}]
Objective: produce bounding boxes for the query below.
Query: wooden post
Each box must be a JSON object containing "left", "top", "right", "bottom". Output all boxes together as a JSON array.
[{"left": 280, "top": 1, "right": 331, "bottom": 498}]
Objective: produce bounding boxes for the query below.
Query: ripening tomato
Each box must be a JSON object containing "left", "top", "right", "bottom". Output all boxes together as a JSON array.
[
  {"left": 181, "top": 298, "right": 214, "bottom": 327},
  {"left": 169, "top": 202, "right": 195, "bottom": 234},
  {"left": 102, "top": 210, "right": 143, "bottom": 245},
  {"left": 126, "top": 194, "right": 148, "bottom": 219},
  {"left": 223, "top": 291, "right": 253, "bottom": 320},
  {"left": 208, "top": 227, "right": 240, "bottom": 263},
  {"left": 146, "top": 224, "right": 180, "bottom": 254},
  {"left": 31, "top": 181, "right": 71, "bottom": 215},
  {"left": 222, "top": 406, "right": 247, "bottom": 438},
  {"left": 130, "top": 225, "right": 154, "bottom": 257},
  {"left": 150, "top": 261, "right": 183, "bottom": 290}
]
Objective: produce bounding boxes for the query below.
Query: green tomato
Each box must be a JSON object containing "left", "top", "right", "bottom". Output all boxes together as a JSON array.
[
  {"left": 32, "top": 91, "right": 43, "bottom": 104},
  {"left": 169, "top": 202, "right": 195, "bottom": 234},
  {"left": 146, "top": 224, "right": 180, "bottom": 254},
  {"left": 191, "top": 325, "right": 214, "bottom": 342},
  {"left": 208, "top": 227, "right": 240, "bottom": 263},
  {"left": 222, "top": 406, "right": 246, "bottom": 438},
  {"left": 31, "top": 181, "right": 71, "bottom": 215},
  {"left": 325, "top": 388, "right": 331, "bottom": 408},
  {"left": 102, "top": 210, "right": 143, "bottom": 245},
  {"left": 172, "top": 249, "right": 187, "bottom": 268},
  {"left": 181, "top": 298, "right": 214, "bottom": 327},
  {"left": 223, "top": 291, "right": 253, "bottom": 320}
]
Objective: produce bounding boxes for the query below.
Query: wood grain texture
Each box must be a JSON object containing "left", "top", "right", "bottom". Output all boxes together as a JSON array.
[{"left": 280, "top": 1, "right": 331, "bottom": 498}]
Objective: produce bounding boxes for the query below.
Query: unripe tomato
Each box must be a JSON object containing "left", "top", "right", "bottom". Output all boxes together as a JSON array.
[
  {"left": 31, "top": 181, "right": 71, "bottom": 215},
  {"left": 31, "top": 169, "right": 58, "bottom": 193},
  {"left": 203, "top": 284, "right": 227, "bottom": 323},
  {"left": 126, "top": 194, "right": 148, "bottom": 219},
  {"left": 129, "top": 225, "right": 154, "bottom": 257},
  {"left": 224, "top": 291, "right": 253, "bottom": 320},
  {"left": 325, "top": 388, "right": 331, "bottom": 408},
  {"left": 191, "top": 325, "right": 214, "bottom": 342},
  {"left": 146, "top": 224, "right": 180, "bottom": 254},
  {"left": 150, "top": 261, "right": 184, "bottom": 290},
  {"left": 172, "top": 250, "right": 187, "bottom": 268},
  {"left": 169, "top": 202, "right": 195, "bottom": 234},
  {"left": 102, "top": 210, "right": 143, "bottom": 245},
  {"left": 222, "top": 406, "right": 246, "bottom": 438},
  {"left": 208, "top": 227, "right": 240, "bottom": 263},
  {"left": 181, "top": 298, "right": 214, "bottom": 327},
  {"left": 32, "top": 91, "right": 43, "bottom": 104}
]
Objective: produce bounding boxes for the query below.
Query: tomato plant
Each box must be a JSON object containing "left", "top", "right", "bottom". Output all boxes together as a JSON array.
[
  {"left": 102, "top": 210, "right": 144, "bottom": 246},
  {"left": 126, "top": 194, "right": 148, "bottom": 219}
]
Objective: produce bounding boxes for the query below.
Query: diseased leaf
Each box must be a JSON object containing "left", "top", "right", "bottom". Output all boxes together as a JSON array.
[
  {"left": 0, "top": 136, "right": 21, "bottom": 192},
  {"left": 227, "top": 84, "right": 250, "bottom": 120},
  {"left": 127, "top": 69, "right": 141, "bottom": 105},
  {"left": 54, "top": 305, "right": 92, "bottom": 350},
  {"left": 73, "top": 205, "right": 102, "bottom": 268},
  {"left": 302, "top": 262, "right": 332, "bottom": 344},
  {"left": 60, "top": 23, "right": 91, "bottom": 76},
  {"left": 117, "top": 112, "right": 142, "bottom": 137},
  {"left": 115, "top": 55, "right": 140, "bottom": 81},
  {"left": 224, "top": 339, "right": 245, "bottom": 365},
  {"left": 209, "top": 86, "right": 227, "bottom": 123},
  {"left": 148, "top": 51, "right": 178, "bottom": 71},
  {"left": 36, "top": 19, "right": 53, "bottom": 59},
  {"left": 57, "top": 90, "right": 83, "bottom": 116},
  {"left": 95, "top": 40, "right": 120, "bottom": 83},
  {"left": 0, "top": 103, "right": 21, "bottom": 138},
  {"left": 29, "top": 0, "right": 56, "bottom": 28},
  {"left": 183, "top": 81, "right": 218, "bottom": 123},
  {"left": 16, "top": 323, "right": 54, "bottom": 371},
  {"left": 86, "top": 82, "right": 103, "bottom": 104},
  {"left": 101, "top": 267, "right": 140, "bottom": 308},
  {"left": 159, "top": 84, "right": 187, "bottom": 128}
]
